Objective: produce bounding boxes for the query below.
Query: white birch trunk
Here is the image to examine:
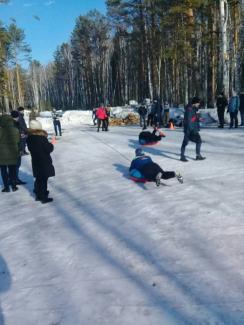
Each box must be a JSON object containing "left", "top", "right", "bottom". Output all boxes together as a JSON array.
[{"left": 220, "top": 0, "right": 229, "bottom": 96}]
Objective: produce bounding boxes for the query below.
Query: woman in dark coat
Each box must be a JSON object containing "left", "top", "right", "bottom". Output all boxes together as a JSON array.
[
  {"left": 0, "top": 115, "right": 20, "bottom": 192},
  {"left": 27, "top": 120, "right": 55, "bottom": 203}
]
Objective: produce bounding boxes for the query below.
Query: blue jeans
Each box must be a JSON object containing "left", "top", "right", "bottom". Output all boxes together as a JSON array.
[{"left": 53, "top": 120, "right": 62, "bottom": 136}]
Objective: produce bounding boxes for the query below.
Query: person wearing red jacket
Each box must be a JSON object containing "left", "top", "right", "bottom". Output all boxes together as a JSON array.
[{"left": 96, "top": 104, "right": 108, "bottom": 132}]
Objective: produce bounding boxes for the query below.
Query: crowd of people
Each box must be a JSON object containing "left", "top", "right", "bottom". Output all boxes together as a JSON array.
[
  {"left": 1, "top": 92, "right": 243, "bottom": 196},
  {"left": 0, "top": 107, "right": 55, "bottom": 203}
]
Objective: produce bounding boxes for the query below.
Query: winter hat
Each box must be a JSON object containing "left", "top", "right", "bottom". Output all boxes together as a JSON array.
[
  {"left": 17, "top": 106, "right": 25, "bottom": 112},
  {"left": 11, "top": 110, "right": 19, "bottom": 118},
  {"left": 29, "top": 120, "right": 42, "bottom": 130},
  {"left": 135, "top": 148, "right": 144, "bottom": 157}
]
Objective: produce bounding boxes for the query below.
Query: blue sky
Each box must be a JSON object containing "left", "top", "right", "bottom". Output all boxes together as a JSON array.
[{"left": 0, "top": 0, "right": 106, "bottom": 65}]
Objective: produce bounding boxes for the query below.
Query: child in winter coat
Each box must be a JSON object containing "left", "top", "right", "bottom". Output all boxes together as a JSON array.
[
  {"left": 129, "top": 148, "right": 183, "bottom": 186},
  {"left": 27, "top": 120, "right": 55, "bottom": 203}
]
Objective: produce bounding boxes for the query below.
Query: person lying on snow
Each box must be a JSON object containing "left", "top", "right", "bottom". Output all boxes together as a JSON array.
[
  {"left": 139, "top": 128, "right": 165, "bottom": 145},
  {"left": 129, "top": 148, "right": 183, "bottom": 186}
]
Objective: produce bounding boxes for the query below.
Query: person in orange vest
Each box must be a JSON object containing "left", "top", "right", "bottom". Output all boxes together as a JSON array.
[{"left": 96, "top": 104, "right": 108, "bottom": 132}]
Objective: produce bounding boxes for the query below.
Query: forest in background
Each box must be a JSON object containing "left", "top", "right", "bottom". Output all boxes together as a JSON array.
[{"left": 0, "top": 0, "right": 244, "bottom": 112}]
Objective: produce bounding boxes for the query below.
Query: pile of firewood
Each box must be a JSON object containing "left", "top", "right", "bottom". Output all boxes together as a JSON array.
[{"left": 109, "top": 113, "right": 139, "bottom": 126}]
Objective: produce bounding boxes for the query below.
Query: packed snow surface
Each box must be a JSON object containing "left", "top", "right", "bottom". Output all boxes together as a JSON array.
[{"left": 1, "top": 121, "right": 244, "bottom": 325}]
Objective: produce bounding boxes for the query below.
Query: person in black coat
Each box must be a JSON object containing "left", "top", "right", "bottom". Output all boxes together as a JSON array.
[
  {"left": 138, "top": 104, "right": 147, "bottom": 130},
  {"left": 17, "top": 106, "right": 28, "bottom": 155},
  {"left": 27, "top": 120, "right": 55, "bottom": 203},
  {"left": 180, "top": 97, "right": 205, "bottom": 162},
  {"left": 10, "top": 110, "right": 27, "bottom": 185},
  {"left": 216, "top": 92, "right": 228, "bottom": 128},
  {"left": 239, "top": 91, "right": 244, "bottom": 126}
]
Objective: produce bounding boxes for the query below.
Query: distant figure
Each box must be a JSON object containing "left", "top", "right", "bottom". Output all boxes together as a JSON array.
[
  {"left": 0, "top": 115, "right": 20, "bottom": 192},
  {"left": 147, "top": 102, "right": 155, "bottom": 127},
  {"left": 104, "top": 105, "right": 111, "bottom": 131},
  {"left": 139, "top": 128, "right": 165, "bottom": 145},
  {"left": 29, "top": 108, "right": 37, "bottom": 123},
  {"left": 152, "top": 98, "right": 163, "bottom": 127},
  {"left": 52, "top": 109, "right": 62, "bottom": 136},
  {"left": 216, "top": 92, "right": 228, "bottom": 128},
  {"left": 138, "top": 103, "right": 147, "bottom": 130},
  {"left": 17, "top": 106, "right": 28, "bottom": 155},
  {"left": 228, "top": 91, "right": 240, "bottom": 129},
  {"left": 27, "top": 120, "right": 55, "bottom": 204},
  {"left": 239, "top": 91, "right": 244, "bottom": 126},
  {"left": 180, "top": 97, "right": 205, "bottom": 162},
  {"left": 96, "top": 104, "right": 108, "bottom": 132},
  {"left": 92, "top": 108, "right": 97, "bottom": 125},
  {"left": 163, "top": 101, "right": 170, "bottom": 127},
  {"left": 129, "top": 148, "right": 183, "bottom": 186}
]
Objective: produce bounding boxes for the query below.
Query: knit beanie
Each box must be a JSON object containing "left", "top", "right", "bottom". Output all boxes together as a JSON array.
[{"left": 29, "top": 120, "right": 42, "bottom": 130}]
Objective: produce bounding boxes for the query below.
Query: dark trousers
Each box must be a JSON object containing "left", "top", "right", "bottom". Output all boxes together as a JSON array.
[
  {"left": 34, "top": 177, "right": 48, "bottom": 200},
  {"left": 92, "top": 115, "right": 97, "bottom": 125},
  {"left": 53, "top": 120, "right": 62, "bottom": 136},
  {"left": 140, "top": 115, "right": 146, "bottom": 128},
  {"left": 97, "top": 119, "right": 107, "bottom": 131},
  {"left": 20, "top": 137, "right": 27, "bottom": 153},
  {"left": 229, "top": 112, "right": 238, "bottom": 128},
  {"left": 104, "top": 118, "right": 109, "bottom": 130},
  {"left": 240, "top": 112, "right": 244, "bottom": 126},
  {"left": 16, "top": 157, "right": 21, "bottom": 180},
  {"left": 217, "top": 108, "right": 225, "bottom": 127},
  {"left": 181, "top": 132, "right": 202, "bottom": 157},
  {"left": 141, "top": 163, "right": 175, "bottom": 182},
  {"left": 0, "top": 165, "right": 17, "bottom": 188},
  {"left": 147, "top": 114, "right": 154, "bottom": 127}
]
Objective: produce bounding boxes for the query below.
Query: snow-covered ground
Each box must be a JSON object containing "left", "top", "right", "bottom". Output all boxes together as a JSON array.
[{"left": 1, "top": 121, "right": 244, "bottom": 325}]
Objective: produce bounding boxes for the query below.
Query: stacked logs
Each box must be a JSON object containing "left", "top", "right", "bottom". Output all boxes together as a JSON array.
[{"left": 109, "top": 113, "right": 139, "bottom": 126}]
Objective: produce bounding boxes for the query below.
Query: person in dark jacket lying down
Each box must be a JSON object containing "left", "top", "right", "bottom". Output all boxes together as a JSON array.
[
  {"left": 139, "top": 128, "right": 165, "bottom": 145},
  {"left": 129, "top": 148, "right": 183, "bottom": 186}
]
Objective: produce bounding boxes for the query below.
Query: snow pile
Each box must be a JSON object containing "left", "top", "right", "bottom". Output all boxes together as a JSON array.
[
  {"left": 30, "top": 110, "right": 93, "bottom": 131},
  {"left": 110, "top": 106, "right": 137, "bottom": 119}
]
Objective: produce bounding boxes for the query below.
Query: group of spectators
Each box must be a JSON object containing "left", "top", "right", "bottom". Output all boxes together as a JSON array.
[
  {"left": 0, "top": 107, "right": 55, "bottom": 203},
  {"left": 216, "top": 91, "right": 244, "bottom": 129},
  {"left": 138, "top": 99, "right": 170, "bottom": 130}
]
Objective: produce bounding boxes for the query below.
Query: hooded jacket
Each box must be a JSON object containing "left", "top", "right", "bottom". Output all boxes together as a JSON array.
[
  {"left": 0, "top": 115, "right": 20, "bottom": 166},
  {"left": 26, "top": 129, "right": 55, "bottom": 178},
  {"left": 183, "top": 104, "right": 200, "bottom": 134},
  {"left": 228, "top": 95, "right": 240, "bottom": 113}
]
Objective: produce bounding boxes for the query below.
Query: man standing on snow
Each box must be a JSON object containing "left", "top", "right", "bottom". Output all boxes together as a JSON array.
[
  {"left": 96, "top": 104, "right": 107, "bottom": 132},
  {"left": 180, "top": 97, "right": 205, "bottom": 162},
  {"left": 52, "top": 109, "right": 62, "bottom": 136}
]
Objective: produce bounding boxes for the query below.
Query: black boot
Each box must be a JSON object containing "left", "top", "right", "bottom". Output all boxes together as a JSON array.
[
  {"left": 41, "top": 197, "right": 53, "bottom": 204},
  {"left": 196, "top": 155, "right": 206, "bottom": 161},
  {"left": 11, "top": 185, "right": 18, "bottom": 192},
  {"left": 180, "top": 156, "right": 188, "bottom": 162},
  {"left": 2, "top": 187, "right": 10, "bottom": 193}
]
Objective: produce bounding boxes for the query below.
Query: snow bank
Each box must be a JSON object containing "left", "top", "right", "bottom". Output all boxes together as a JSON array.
[{"left": 30, "top": 110, "right": 93, "bottom": 131}]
